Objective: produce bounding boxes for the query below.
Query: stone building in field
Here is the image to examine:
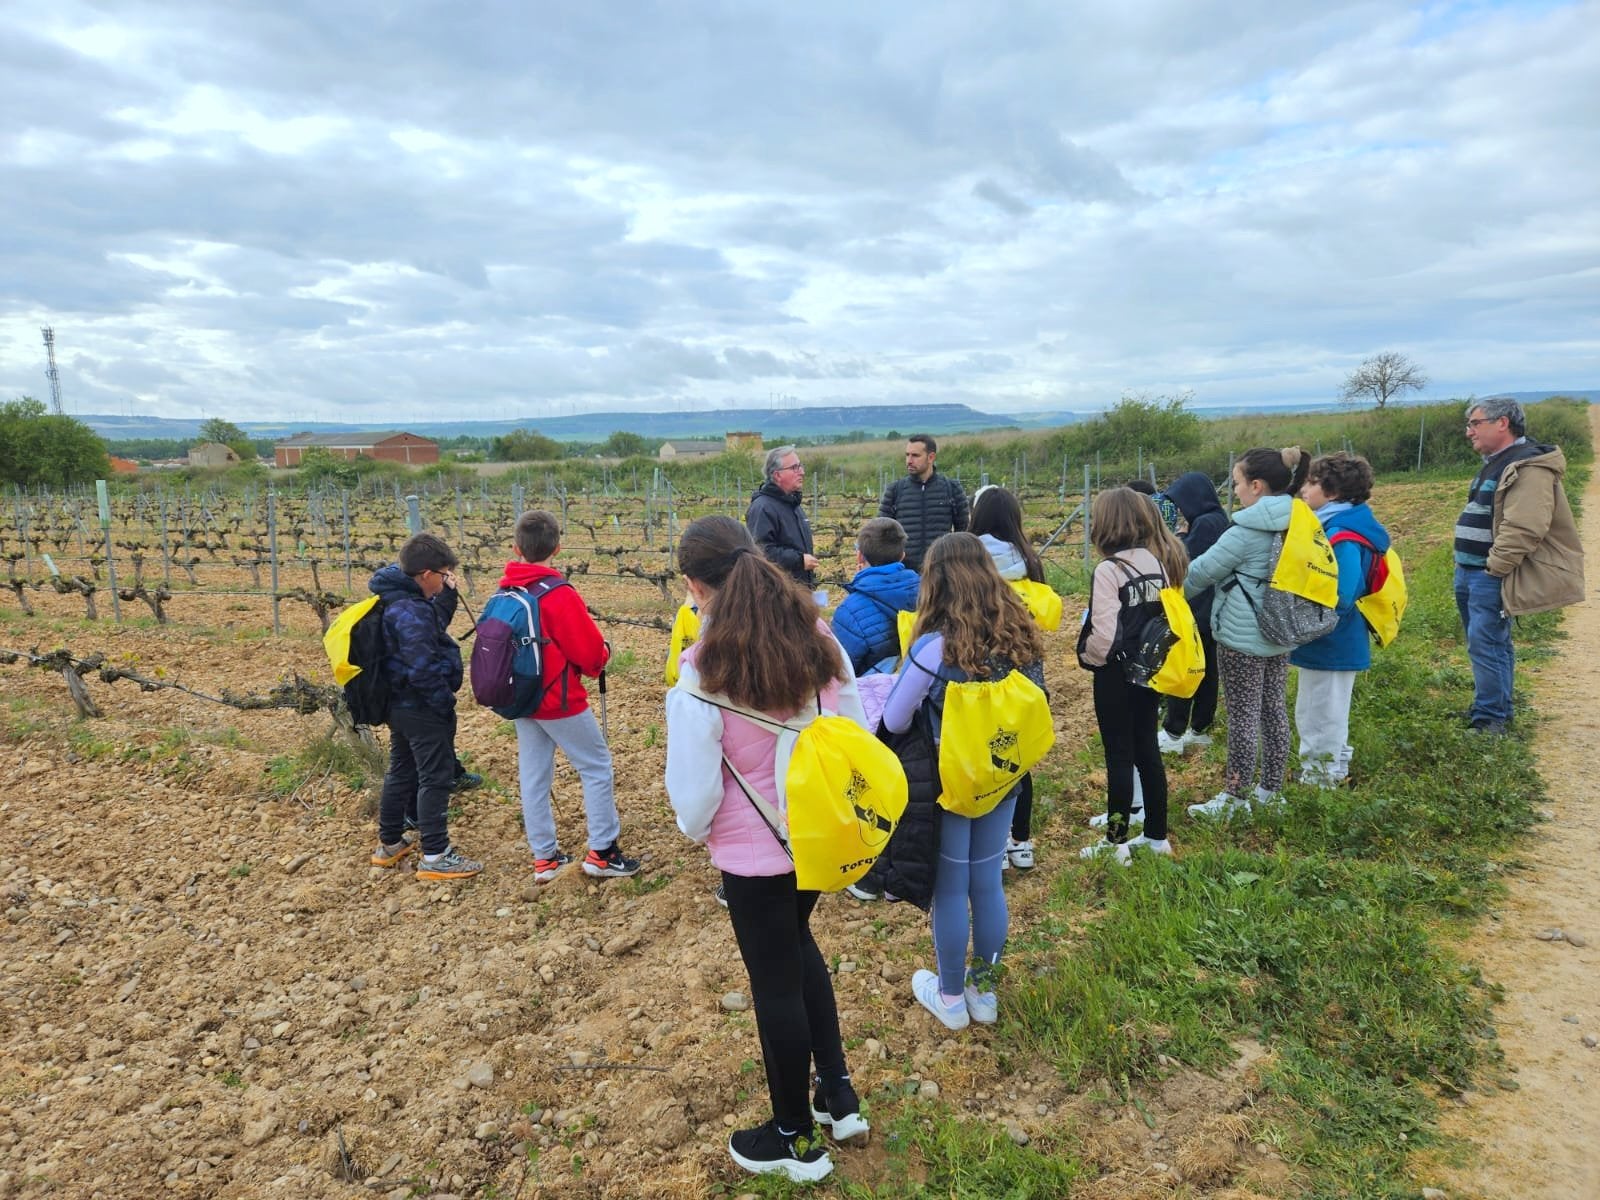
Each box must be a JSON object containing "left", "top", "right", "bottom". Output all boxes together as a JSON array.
[
  {"left": 188, "top": 442, "right": 242, "bottom": 468},
  {"left": 657, "top": 439, "right": 723, "bottom": 461},
  {"left": 724, "top": 431, "right": 763, "bottom": 454}
]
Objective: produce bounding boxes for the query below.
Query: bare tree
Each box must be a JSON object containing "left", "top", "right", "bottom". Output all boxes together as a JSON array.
[{"left": 1339, "top": 352, "right": 1428, "bottom": 409}]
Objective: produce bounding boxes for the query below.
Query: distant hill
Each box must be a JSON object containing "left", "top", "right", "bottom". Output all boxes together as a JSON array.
[{"left": 80, "top": 403, "right": 1027, "bottom": 443}]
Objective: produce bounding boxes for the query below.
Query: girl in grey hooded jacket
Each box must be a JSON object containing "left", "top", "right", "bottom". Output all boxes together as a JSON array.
[{"left": 1182, "top": 449, "right": 1307, "bottom": 816}]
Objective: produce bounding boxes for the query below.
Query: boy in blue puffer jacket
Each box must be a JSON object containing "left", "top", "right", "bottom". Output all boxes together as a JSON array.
[
  {"left": 368, "top": 533, "right": 481, "bottom": 881},
  {"left": 1291, "top": 453, "right": 1391, "bottom": 786},
  {"left": 831, "top": 518, "right": 919, "bottom": 675}
]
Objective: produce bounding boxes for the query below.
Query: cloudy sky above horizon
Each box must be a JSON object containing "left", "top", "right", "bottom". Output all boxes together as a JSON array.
[{"left": 3, "top": 0, "right": 1598, "bottom": 424}]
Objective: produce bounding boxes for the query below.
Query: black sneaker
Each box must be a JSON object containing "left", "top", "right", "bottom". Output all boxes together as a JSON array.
[
  {"left": 810, "top": 1076, "right": 869, "bottom": 1142},
  {"left": 451, "top": 770, "right": 484, "bottom": 794},
  {"left": 727, "top": 1119, "right": 832, "bottom": 1182},
  {"left": 582, "top": 843, "right": 641, "bottom": 878},
  {"left": 714, "top": 882, "right": 728, "bottom": 907}
]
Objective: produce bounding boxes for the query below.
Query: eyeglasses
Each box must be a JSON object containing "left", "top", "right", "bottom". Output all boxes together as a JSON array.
[
  {"left": 779, "top": 461, "right": 804, "bottom": 473},
  {"left": 1464, "top": 417, "right": 1499, "bottom": 429}
]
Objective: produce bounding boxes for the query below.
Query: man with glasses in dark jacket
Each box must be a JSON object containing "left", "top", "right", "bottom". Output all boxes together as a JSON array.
[{"left": 746, "top": 445, "right": 818, "bottom": 585}]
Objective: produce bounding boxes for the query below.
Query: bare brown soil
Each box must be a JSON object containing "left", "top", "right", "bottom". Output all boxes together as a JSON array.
[{"left": 0, "top": 561, "right": 1300, "bottom": 1199}]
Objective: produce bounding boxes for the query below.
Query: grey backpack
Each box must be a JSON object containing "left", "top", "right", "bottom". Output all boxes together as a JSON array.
[{"left": 1224, "top": 530, "right": 1340, "bottom": 648}]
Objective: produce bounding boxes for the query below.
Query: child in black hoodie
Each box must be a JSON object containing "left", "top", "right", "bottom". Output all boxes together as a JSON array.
[{"left": 1158, "top": 472, "right": 1229, "bottom": 754}]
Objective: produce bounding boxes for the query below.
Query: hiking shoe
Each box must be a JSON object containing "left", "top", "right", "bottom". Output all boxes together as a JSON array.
[
  {"left": 451, "top": 770, "right": 484, "bottom": 794},
  {"left": 415, "top": 846, "right": 482, "bottom": 881},
  {"left": 912, "top": 969, "right": 970, "bottom": 1031},
  {"left": 714, "top": 882, "right": 728, "bottom": 907},
  {"left": 1188, "top": 791, "right": 1247, "bottom": 819},
  {"left": 582, "top": 843, "right": 641, "bottom": 878},
  {"left": 1006, "top": 838, "right": 1035, "bottom": 870},
  {"left": 1157, "top": 729, "right": 1187, "bottom": 754},
  {"left": 533, "top": 851, "right": 572, "bottom": 883},
  {"left": 845, "top": 882, "right": 882, "bottom": 901},
  {"left": 811, "top": 1077, "right": 869, "bottom": 1143},
  {"left": 1127, "top": 834, "right": 1174, "bottom": 856},
  {"left": 370, "top": 840, "right": 412, "bottom": 868},
  {"left": 1469, "top": 719, "right": 1508, "bottom": 736},
  {"left": 1090, "top": 808, "right": 1143, "bottom": 831},
  {"left": 400, "top": 820, "right": 420, "bottom": 849},
  {"left": 727, "top": 1119, "right": 833, "bottom": 1182},
  {"left": 1078, "top": 839, "right": 1132, "bottom": 865}
]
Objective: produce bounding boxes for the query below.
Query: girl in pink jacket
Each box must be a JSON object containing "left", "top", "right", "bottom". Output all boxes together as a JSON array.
[{"left": 664, "top": 517, "right": 867, "bottom": 1184}]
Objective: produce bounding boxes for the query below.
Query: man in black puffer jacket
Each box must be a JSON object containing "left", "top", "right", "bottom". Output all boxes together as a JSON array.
[
  {"left": 745, "top": 444, "right": 817, "bottom": 585},
  {"left": 879, "top": 434, "right": 968, "bottom": 571}
]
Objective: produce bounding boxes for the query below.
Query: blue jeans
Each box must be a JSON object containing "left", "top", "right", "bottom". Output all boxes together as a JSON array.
[{"left": 1454, "top": 565, "right": 1514, "bottom": 724}]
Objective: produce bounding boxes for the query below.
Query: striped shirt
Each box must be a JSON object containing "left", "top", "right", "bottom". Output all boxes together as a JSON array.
[{"left": 1454, "top": 439, "right": 1536, "bottom": 567}]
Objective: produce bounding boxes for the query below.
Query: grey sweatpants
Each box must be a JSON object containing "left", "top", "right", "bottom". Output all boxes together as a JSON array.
[{"left": 514, "top": 708, "right": 621, "bottom": 859}]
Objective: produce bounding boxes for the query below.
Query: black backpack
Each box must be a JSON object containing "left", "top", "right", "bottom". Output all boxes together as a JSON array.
[
  {"left": 329, "top": 596, "right": 391, "bottom": 725},
  {"left": 1077, "top": 557, "right": 1167, "bottom": 686}
]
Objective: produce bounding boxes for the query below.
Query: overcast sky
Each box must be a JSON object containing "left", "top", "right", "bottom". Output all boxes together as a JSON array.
[{"left": 3, "top": 0, "right": 1597, "bottom": 424}]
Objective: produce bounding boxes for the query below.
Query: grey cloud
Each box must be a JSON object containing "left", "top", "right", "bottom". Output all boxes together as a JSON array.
[{"left": 972, "top": 181, "right": 1031, "bottom": 217}]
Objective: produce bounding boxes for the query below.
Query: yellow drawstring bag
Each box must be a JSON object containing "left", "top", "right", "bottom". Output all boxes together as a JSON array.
[
  {"left": 1356, "top": 548, "right": 1407, "bottom": 647},
  {"left": 897, "top": 609, "right": 917, "bottom": 658},
  {"left": 1009, "top": 579, "right": 1064, "bottom": 631},
  {"left": 1270, "top": 498, "right": 1340, "bottom": 606},
  {"left": 1329, "top": 531, "right": 1408, "bottom": 648},
  {"left": 1148, "top": 587, "right": 1206, "bottom": 698},
  {"left": 937, "top": 669, "right": 1055, "bottom": 818},
  {"left": 664, "top": 603, "right": 701, "bottom": 686},
  {"left": 678, "top": 683, "right": 909, "bottom": 891}
]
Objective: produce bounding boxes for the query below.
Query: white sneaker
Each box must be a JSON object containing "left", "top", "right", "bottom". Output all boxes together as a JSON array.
[
  {"left": 963, "top": 984, "right": 999, "bottom": 1024},
  {"left": 1157, "top": 729, "right": 1187, "bottom": 754},
  {"left": 1089, "top": 808, "right": 1144, "bottom": 830},
  {"left": 912, "top": 969, "right": 970, "bottom": 1030},
  {"left": 1185, "top": 732, "right": 1213, "bottom": 747},
  {"left": 1127, "top": 834, "right": 1174, "bottom": 856},
  {"left": 1005, "top": 838, "right": 1035, "bottom": 870},
  {"left": 1187, "top": 791, "right": 1247, "bottom": 818},
  {"left": 1078, "top": 839, "right": 1132, "bottom": 865},
  {"left": 1253, "top": 786, "right": 1285, "bottom": 809},
  {"left": 845, "top": 882, "right": 882, "bottom": 901}
]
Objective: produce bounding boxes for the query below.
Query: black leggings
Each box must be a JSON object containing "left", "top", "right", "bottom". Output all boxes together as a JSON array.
[
  {"left": 1092, "top": 666, "right": 1169, "bottom": 841},
  {"left": 1010, "top": 773, "right": 1034, "bottom": 842},
  {"left": 721, "top": 871, "right": 848, "bottom": 1130}
]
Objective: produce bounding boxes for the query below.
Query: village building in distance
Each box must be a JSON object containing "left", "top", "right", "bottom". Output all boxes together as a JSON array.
[
  {"left": 657, "top": 432, "right": 764, "bottom": 461},
  {"left": 273, "top": 431, "right": 439, "bottom": 468}
]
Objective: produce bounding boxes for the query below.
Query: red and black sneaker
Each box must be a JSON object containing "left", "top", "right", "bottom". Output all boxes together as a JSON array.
[
  {"left": 533, "top": 851, "right": 572, "bottom": 883},
  {"left": 581, "top": 843, "right": 640, "bottom": 878}
]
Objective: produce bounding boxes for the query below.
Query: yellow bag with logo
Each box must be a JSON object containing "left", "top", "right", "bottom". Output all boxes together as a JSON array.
[
  {"left": 1329, "top": 531, "right": 1408, "bottom": 648},
  {"left": 1009, "top": 578, "right": 1063, "bottom": 631},
  {"left": 1148, "top": 587, "right": 1206, "bottom": 698},
  {"left": 1357, "top": 548, "right": 1407, "bottom": 647},
  {"left": 677, "top": 683, "right": 908, "bottom": 891},
  {"left": 937, "top": 669, "right": 1055, "bottom": 818},
  {"left": 1269, "top": 498, "right": 1339, "bottom": 606},
  {"left": 664, "top": 603, "right": 701, "bottom": 685}
]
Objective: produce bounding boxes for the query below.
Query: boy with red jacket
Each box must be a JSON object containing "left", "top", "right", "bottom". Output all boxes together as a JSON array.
[{"left": 501, "top": 510, "right": 639, "bottom": 882}]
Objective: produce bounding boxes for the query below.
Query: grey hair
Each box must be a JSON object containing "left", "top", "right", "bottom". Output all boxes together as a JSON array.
[
  {"left": 763, "top": 444, "right": 798, "bottom": 482},
  {"left": 1469, "top": 396, "right": 1526, "bottom": 436}
]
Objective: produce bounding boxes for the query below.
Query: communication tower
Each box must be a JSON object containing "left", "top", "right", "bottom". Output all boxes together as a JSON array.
[{"left": 41, "top": 326, "right": 63, "bottom": 415}]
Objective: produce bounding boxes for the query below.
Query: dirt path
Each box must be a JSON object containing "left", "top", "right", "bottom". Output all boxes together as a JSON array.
[{"left": 1434, "top": 409, "right": 1600, "bottom": 1200}]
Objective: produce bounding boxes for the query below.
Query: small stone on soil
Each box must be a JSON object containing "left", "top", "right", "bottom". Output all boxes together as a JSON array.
[
  {"left": 720, "top": 992, "right": 749, "bottom": 1012},
  {"left": 466, "top": 1061, "right": 494, "bottom": 1089}
]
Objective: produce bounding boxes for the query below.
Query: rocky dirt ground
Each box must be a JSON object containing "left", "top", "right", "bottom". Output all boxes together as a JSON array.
[{"left": 0, "top": 565, "right": 1307, "bottom": 1199}]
